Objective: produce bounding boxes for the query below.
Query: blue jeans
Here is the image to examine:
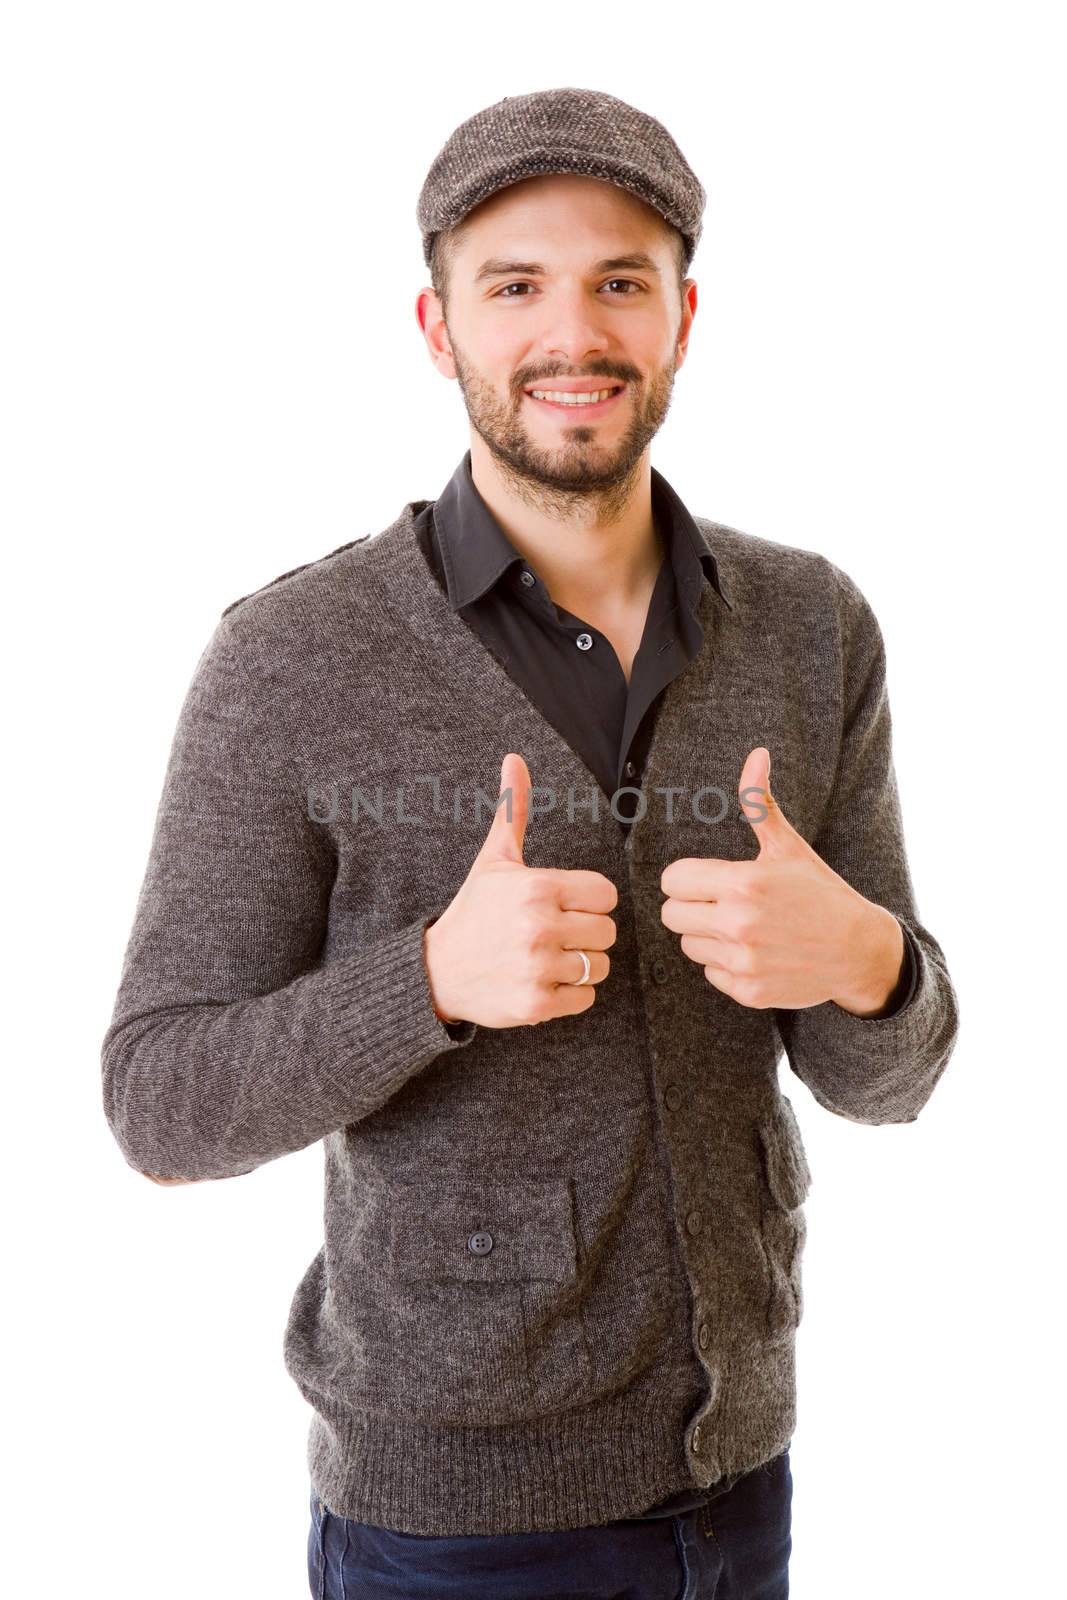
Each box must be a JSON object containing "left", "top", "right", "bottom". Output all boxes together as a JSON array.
[{"left": 307, "top": 1448, "right": 792, "bottom": 1598}]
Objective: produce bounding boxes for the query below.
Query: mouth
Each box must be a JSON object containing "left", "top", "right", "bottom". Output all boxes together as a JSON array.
[{"left": 523, "top": 383, "right": 626, "bottom": 418}]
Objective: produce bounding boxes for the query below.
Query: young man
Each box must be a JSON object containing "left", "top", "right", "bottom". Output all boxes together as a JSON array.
[{"left": 102, "top": 88, "right": 959, "bottom": 1599}]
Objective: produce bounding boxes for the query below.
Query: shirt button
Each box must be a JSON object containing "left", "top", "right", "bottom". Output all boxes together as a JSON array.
[
  {"left": 576, "top": 632, "right": 594, "bottom": 651},
  {"left": 664, "top": 1085, "right": 683, "bottom": 1111},
  {"left": 624, "top": 759, "right": 637, "bottom": 779},
  {"left": 520, "top": 569, "right": 536, "bottom": 587},
  {"left": 686, "top": 1210, "right": 703, "bottom": 1235},
  {"left": 467, "top": 1231, "right": 494, "bottom": 1256},
  {"left": 698, "top": 1322, "right": 710, "bottom": 1350},
  {"left": 652, "top": 959, "right": 669, "bottom": 984}
]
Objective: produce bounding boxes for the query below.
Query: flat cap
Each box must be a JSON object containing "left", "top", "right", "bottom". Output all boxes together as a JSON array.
[{"left": 416, "top": 87, "right": 706, "bottom": 273}]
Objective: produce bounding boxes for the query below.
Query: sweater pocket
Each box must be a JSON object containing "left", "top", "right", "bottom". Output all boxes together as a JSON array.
[
  {"left": 386, "top": 1176, "right": 592, "bottom": 1425},
  {"left": 755, "top": 1095, "right": 813, "bottom": 1340}
]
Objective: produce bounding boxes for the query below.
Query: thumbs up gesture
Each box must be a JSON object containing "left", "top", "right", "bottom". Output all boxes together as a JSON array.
[
  {"left": 659, "top": 747, "right": 906, "bottom": 1015},
  {"left": 422, "top": 753, "right": 619, "bottom": 1029}
]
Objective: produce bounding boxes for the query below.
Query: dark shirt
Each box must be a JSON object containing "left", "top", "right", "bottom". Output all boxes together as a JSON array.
[
  {"left": 414, "top": 449, "right": 918, "bottom": 1515},
  {"left": 414, "top": 450, "right": 732, "bottom": 832}
]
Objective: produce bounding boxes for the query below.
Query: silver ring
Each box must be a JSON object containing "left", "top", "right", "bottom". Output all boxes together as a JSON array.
[{"left": 573, "top": 949, "right": 592, "bottom": 986}]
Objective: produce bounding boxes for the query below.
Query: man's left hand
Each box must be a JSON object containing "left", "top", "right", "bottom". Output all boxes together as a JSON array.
[{"left": 659, "top": 747, "right": 905, "bottom": 1016}]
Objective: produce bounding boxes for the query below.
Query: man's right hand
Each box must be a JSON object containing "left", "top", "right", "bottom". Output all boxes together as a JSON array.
[{"left": 423, "top": 752, "right": 618, "bottom": 1029}]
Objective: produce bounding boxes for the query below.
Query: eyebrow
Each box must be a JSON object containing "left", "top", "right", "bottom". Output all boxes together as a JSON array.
[{"left": 472, "top": 252, "right": 663, "bottom": 284}]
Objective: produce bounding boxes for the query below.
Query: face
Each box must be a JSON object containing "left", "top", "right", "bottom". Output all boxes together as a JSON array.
[{"left": 419, "top": 174, "right": 697, "bottom": 499}]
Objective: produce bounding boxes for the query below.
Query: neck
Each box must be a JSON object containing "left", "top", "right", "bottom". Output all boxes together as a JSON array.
[{"left": 467, "top": 434, "right": 664, "bottom": 615}]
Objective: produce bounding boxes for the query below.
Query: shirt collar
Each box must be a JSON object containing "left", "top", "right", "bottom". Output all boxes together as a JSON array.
[{"left": 431, "top": 450, "right": 734, "bottom": 615}]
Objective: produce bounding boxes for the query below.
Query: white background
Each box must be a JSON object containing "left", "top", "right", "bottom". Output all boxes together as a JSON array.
[{"left": 4, "top": 2, "right": 1064, "bottom": 1595}]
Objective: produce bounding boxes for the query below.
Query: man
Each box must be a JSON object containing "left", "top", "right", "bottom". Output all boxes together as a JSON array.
[{"left": 102, "top": 88, "right": 959, "bottom": 1598}]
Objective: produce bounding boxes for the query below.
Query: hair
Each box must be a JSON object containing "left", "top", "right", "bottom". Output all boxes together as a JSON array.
[{"left": 429, "top": 215, "right": 690, "bottom": 321}]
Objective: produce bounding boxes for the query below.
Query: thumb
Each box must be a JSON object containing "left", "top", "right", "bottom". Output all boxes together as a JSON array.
[
  {"left": 738, "top": 746, "right": 798, "bottom": 856},
  {"left": 474, "top": 752, "right": 531, "bottom": 868}
]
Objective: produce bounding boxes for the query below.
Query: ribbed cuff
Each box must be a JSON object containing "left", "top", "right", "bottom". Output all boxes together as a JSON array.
[
  {"left": 821, "top": 917, "right": 929, "bottom": 1051},
  {"left": 319, "top": 912, "right": 477, "bottom": 1113},
  {"left": 780, "top": 915, "right": 958, "bottom": 1124}
]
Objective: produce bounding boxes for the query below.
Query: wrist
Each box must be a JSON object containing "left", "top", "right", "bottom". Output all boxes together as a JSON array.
[
  {"left": 830, "top": 901, "right": 905, "bottom": 1018},
  {"left": 423, "top": 919, "right": 462, "bottom": 1025}
]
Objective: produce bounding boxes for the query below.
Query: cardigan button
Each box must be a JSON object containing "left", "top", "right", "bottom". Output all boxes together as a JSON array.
[
  {"left": 686, "top": 1210, "right": 703, "bottom": 1235},
  {"left": 698, "top": 1322, "right": 711, "bottom": 1350},
  {"left": 691, "top": 1423, "right": 703, "bottom": 1455},
  {"left": 652, "top": 959, "right": 669, "bottom": 984},
  {"left": 664, "top": 1085, "right": 683, "bottom": 1111},
  {"left": 467, "top": 1231, "right": 494, "bottom": 1256}
]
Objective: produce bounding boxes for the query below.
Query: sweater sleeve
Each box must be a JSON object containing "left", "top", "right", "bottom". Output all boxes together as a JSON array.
[
  {"left": 773, "top": 563, "right": 960, "bottom": 1125},
  {"left": 100, "top": 612, "right": 477, "bottom": 1182}
]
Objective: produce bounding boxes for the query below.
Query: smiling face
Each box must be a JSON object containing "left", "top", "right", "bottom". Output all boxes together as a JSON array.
[{"left": 419, "top": 173, "right": 698, "bottom": 498}]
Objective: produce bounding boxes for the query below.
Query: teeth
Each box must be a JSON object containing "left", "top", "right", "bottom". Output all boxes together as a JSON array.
[{"left": 529, "top": 388, "right": 620, "bottom": 405}]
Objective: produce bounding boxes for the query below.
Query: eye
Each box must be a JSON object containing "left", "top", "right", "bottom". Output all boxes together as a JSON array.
[{"left": 494, "top": 279, "right": 643, "bottom": 299}]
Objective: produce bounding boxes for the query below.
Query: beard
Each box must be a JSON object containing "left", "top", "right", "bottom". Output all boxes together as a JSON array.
[{"left": 447, "top": 335, "right": 681, "bottom": 522}]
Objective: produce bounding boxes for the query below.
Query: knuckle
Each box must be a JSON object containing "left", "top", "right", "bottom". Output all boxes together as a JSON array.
[
  {"left": 518, "top": 910, "right": 548, "bottom": 950},
  {"left": 518, "top": 875, "right": 551, "bottom": 911},
  {"left": 736, "top": 976, "right": 763, "bottom": 1007},
  {"left": 521, "top": 984, "right": 550, "bottom": 1024}
]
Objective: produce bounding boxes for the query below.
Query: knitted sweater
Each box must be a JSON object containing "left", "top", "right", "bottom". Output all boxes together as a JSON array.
[{"left": 101, "top": 496, "right": 960, "bottom": 1536}]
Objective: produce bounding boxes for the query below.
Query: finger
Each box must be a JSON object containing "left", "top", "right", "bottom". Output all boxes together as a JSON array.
[
  {"left": 680, "top": 933, "right": 734, "bottom": 966},
  {"left": 738, "top": 746, "right": 805, "bottom": 858},
  {"left": 550, "top": 868, "right": 619, "bottom": 914},
  {"left": 476, "top": 752, "right": 531, "bottom": 866},
  {"left": 661, "top": 897, "right": 729, "bottom": 938},
  {"left": 701, "top": 963, "right": 746, "bottom": 1002},
  {"left": 660, "top": 856, "right": 751, "bottom": 902},
  {"left": 548, "top": 980, "right": 599, "bottom": 1018},
  {"left": 549, "top": 947, "right": 610, "bottom": 987},
  {"left": 556, "top": 908, "right": 618, "bottom": 951}
]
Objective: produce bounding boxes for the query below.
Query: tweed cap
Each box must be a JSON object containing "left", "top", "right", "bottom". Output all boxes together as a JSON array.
[{"left": 416, "top": 87, "right": 706, "bottom": 274}]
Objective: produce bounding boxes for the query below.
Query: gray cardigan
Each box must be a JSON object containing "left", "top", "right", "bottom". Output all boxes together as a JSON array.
[{"left": 101, "top": 497, "right": 959, "bottom": 1535}]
